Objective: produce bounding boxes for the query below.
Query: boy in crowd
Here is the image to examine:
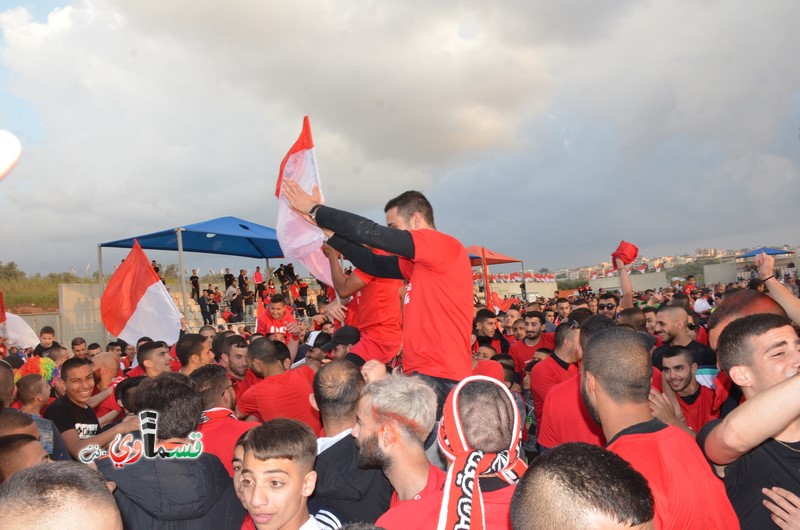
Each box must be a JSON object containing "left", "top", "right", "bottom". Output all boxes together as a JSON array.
[{"left": 239, "top": 419, "right": 321, "bottom": 530}]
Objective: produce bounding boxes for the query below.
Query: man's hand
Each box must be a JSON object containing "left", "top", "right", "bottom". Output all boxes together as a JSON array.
[
  {"left": 649, "top": 389, "right": 685, "bottom": 427},
  {"left": 361, "top": 360, "right": 388, "bottom": 384},
  {"left": 614, "top": 258, "right": 627, "bottom": 271},
  {"left": 286, "top": 321, "right": 302, "bottom": 339},
  {"left": 322, "top": 242, "right": 339, "bottom": 260},
  {"left": 326, "top": 301, "right": 348, "bottom": 324},
  {"left": 763, "top": 487, "right": 800, "bottom": 529},
  {"left": 755, "top": 252, "right": 776, "bottom": 281},
  {"left": 117, "top": 413, "right": 141, "bottom": 434},
  {"left": 282, "top": 180, "right": 322, "bottom": 223}
]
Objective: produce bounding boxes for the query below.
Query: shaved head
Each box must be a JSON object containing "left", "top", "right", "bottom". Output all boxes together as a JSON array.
[{"left": 511, "top": 442, "right": 654, "bottom": 529}]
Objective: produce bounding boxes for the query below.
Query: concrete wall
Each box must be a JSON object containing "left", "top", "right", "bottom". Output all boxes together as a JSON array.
[
  {"left": 704, "top": 261, "right": 738, "bottom": 285},
  {"left": 488, "top": 281, "right": 558, "bottom": 301},
  {"left": 589, "top": 271, "right": 668, "bottom": 293},
  {"left": 59, "top": 283, "right": 108, "bottom": 346}
]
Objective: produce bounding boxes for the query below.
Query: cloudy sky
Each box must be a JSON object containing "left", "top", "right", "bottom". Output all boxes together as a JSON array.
[{"left": 1, "top": 0, "right": 799, "bottom": 277}]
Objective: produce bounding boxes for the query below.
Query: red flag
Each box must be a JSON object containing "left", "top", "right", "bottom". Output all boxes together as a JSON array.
[{"left": 101, "top": 240, "right": 182, "bottom": 344}]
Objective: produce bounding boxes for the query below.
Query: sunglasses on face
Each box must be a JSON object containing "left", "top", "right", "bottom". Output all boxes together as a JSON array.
[{"left": 598, "top": 303, "right": 617, "bottom": 310}]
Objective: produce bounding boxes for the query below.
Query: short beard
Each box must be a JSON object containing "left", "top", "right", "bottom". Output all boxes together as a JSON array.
[
  {"left": 356, "top": 432, "right": 391, "bottom": 470},
  {"left": 580, "top": 380, "right": 602, "bottom": 426}
]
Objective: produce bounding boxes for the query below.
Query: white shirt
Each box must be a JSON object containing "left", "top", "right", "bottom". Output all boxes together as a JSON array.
[
  {"left": 316, "top": 428, "right": 352, "bottom": 455},
  {"left": 300, "top": 516, "right": 321, "bottom": 530}
]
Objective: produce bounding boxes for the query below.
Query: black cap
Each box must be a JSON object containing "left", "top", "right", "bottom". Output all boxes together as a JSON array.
[{"left": 320, "top": 326, "right": 361, "bottom": 352}]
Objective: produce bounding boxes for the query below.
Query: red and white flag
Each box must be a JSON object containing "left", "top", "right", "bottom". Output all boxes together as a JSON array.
[
  {"left": 101, "top": 240, "right": 182, "bottom": 345},
  {"left": 275, "top": 117, "right": 334, "bottom": 287}
]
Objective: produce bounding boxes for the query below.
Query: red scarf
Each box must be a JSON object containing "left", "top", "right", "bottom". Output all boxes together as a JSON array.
[{"left": 436, "top": 375, "right": 527, "bottom": 530}]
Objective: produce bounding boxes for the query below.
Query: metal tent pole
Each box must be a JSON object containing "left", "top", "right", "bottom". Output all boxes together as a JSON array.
[{"left": 176, "top": 228, "right": 189, "bottom": 323}]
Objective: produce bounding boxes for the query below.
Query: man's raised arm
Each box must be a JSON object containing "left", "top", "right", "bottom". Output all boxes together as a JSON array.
[
  {"left": 701, "top": 372, "right": 800, "bottom": 465},
  {"left": 281, "top": 180, "right": 415, "bottom": 259}
]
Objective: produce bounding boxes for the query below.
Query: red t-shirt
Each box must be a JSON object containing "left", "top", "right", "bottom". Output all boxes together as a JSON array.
[
  {"left": 397, "top": 230, "right": 473, "bottom": 381},
  {"left": 406, "top": 481, "right": 516, "bottom": 530},
  {"left": 537, "top": 374, "right": 605, "bottom": 449},
  {"left": 537, "top": 369, "right": 664, "bottom": 450},
  {"left": 529, "top": 354, "right": 579, "bottom": 431},
  {"left": 237, "top": 365, "right": 321, "bottom": 435},
  {"left": 197, "top": 408, "right": 259, "bottom": 476},
  {"left": 608, "top": 422, "right": 739, "bottom": 529},
  {"left": 376, "top": 464, "right": 446, "bottom": 529},
  {"left": 351, "top": 267, "right": 403, "bottom": 345},
  {"left": 678, "top": 385, "right": 719, "bottom": 433},
  {"left": 696, "top": 325, "right": 709, "bottom": 346},
  {"left": 233, "top": 369, "right": 262, "bottom": 405},
  {"left": 256, "top": 306, "right": 297, "bottom": 337},
  {"left": 472, "top": 359, "right": 505, "bottom": 383},
  {"left": 94, "top": 377, "right": 125, "bottom": 420},
  {"left": 94, "top": 390, "right": 122, "bottom": 421},
  {"left": 508, "top": 333, "right": 556, "bottom": 375}
]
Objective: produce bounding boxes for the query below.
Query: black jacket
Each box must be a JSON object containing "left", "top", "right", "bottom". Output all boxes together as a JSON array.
[
  {"left": 97, "top": 452, "right": 245, "bottom": 529},
  {"left": 312, "top": 434, "right": 394, "bottom": 523}
]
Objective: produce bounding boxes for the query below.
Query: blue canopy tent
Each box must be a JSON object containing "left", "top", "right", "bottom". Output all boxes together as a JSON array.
[
  {"left": 736, "top": 247, "right": 794, "bottom": 259},
  {"left": 99, "top": 216, "right": 284, "bottom": 318}
]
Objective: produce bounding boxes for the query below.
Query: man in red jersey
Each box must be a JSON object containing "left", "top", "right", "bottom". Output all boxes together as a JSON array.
[
  {"left": 503, "top": 307, "right": 522, "bottom": 343},
  {"left": 216, "top": 333, "right": 260, "bottom": 403},
  {"left": 509, "top": 312, "right": 554, "bottom": 376},
  {"left": 581, "top": 326, "right": 738, "bottom": 529},
  {"left": 323, "top": 243, "right": 403, "bottom": 365},
  {"left": 283, "top": 183, "right": 473, "bottom": 406},
  {"left": 660, "top": 345, "right": 718, "bottom": 432},
  {"left": 474, "top": 309, "right": 511, "bottom": 355},
  {"left": 190, "top": 364, "right": 258, "bottom": 477},
  {"left": 236, "top": 338, "right": 321, "bottom": 435},
  {"left": 537, "top": 314, "right": 614, "bottom": 451},
  {"left": 529, "top": 321, "right": 580, "bottom": 431}
]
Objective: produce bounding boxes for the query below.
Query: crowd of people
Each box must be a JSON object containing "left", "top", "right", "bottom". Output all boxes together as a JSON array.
[
  {"left": 1, "top": 187, "right": 799, "bottom": 529},
  {"left": 187, "top": 263, "right": 319, "bottom": 326}
]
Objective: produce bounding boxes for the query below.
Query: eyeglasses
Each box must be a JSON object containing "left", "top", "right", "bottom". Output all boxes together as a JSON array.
[
  {"left": 568, "top": 320, "right": 580, "bottom": 332},
  {"left": 221, "top": 384, "right": 235, "bottom": 397},
  {"left": 687, "top": 322, "right": 697, "bottom": 331},
  {"left": 597, "top": 303, "right": 617, "bottom": 310}
]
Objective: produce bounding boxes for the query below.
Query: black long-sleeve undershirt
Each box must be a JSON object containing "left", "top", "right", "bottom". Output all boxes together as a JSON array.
[{"left": 315, "top": 205, "right": 415, "bottom": 280}]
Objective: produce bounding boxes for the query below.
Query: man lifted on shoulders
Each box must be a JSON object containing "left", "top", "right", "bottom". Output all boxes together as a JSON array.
[{"left": 283, "top": 182, "right": 473, "bottom": 403}]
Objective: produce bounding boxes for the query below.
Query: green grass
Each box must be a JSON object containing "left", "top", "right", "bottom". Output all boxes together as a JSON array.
[{"left": 1, "top": 277, "right": 63, "bottom": 310}]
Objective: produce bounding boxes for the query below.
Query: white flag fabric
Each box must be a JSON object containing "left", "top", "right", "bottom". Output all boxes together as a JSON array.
[
  {"left": 275, "top": 117, "right": 334, "bottom": 287},
  {"left": 3, "top": 313, "right": 40, "bottom": 348},
  {"left": 101, "top": 240, "right": 182, "bottom": 345}
]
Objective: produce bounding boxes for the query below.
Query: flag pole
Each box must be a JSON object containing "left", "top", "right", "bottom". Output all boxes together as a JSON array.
[
  {"left": 97, "top": 244, "right": 104, "bottom": 288},
  {"left": 97, "top": 244, "right": 108, "bottom": 344},
  {"left": 176, "top": 228, "right": 189, "bottom": 325},
  {"left": 481, "top": 247, "right": 493, "bottom": 312}
]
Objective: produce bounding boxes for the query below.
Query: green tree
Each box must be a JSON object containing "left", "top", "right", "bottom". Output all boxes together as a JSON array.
[{"left": 0, "top": 261, "right": 26, "bottom": 281}]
